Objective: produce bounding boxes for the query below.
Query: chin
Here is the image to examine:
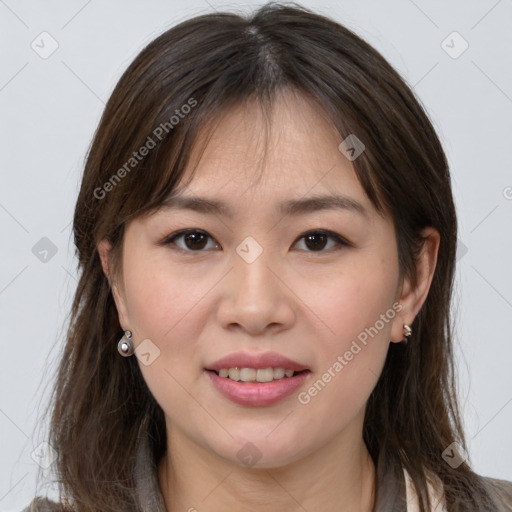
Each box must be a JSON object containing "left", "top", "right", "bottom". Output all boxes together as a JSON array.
[{"left": 210, "top": 433, "right": 311, "bottom": 470}]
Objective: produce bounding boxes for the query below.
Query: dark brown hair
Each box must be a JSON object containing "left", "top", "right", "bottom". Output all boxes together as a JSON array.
[{"left": 35, "top": 2, "right": 505, "bottom": 511}]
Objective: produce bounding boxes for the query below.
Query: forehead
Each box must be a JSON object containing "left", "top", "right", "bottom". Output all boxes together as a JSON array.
[{"left": 174, "top": 90, "right": 370, "bottom": 211}]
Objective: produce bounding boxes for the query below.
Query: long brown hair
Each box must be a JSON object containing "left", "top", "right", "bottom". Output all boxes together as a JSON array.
[{"left": 37, "top": 2, "right": 502, "bottom": 510}]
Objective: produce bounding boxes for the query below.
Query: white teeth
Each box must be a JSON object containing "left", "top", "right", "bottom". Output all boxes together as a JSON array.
[
  {"left": 255, "top": 368, "right": 274, "bottom": 382},
  {"left": 228, "top": 368, "right": 240, "bottom": 381},
  {"left": 240, "top": 368, "right": 257, "bottom": 381},
  {"left": 273, "top": 367, "right": 285, "bottom": 379},
  {"left": 216, "top": 367, "right": 300, "bottom": 382}
]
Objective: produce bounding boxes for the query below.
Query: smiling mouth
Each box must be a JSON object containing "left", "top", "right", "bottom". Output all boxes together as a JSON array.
[{"left": 206, "top": 368, "right": 310, "bottom": 383}]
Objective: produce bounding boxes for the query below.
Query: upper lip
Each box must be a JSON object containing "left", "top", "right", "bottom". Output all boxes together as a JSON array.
[{"left": 205, "top": 351, "right": 310, "bottom": 372}]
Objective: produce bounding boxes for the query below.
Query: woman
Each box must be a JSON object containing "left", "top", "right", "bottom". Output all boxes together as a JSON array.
[{"left": 22, "top": 2, "right": 512, "bottom": 511}]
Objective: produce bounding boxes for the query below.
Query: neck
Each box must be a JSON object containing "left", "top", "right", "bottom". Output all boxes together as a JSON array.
[{"left": 158, "top": 422, "right": 376, "bottom": 512}]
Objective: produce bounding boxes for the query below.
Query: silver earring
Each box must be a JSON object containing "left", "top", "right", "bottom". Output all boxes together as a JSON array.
[
  {"left": 403, "top": 324, "right": 412, "bottom": 344},
  {"left": 118, "top": 330, "right": 135, "bottom": 357}
]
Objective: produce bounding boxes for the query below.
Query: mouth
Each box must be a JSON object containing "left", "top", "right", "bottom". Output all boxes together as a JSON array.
[
  {"left": 204, "top": 368, "right": 312, "bottom": 407},
  {"left": 205, "top": 368, "right": 311, "bottom": 383},
  {"left": 203, "top": 351, "right": 311, "bottom": 405}
]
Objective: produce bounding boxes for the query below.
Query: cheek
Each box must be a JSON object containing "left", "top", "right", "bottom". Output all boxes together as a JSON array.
[
  {"left": 297, "top": 249, "right": 398, "bottom": 414},
  {"left": 295, "top": 299, "right": 392, "bottom": 445},
  {"left": 122, "top": 248, "right": 209, "bottom": 340},
  {"left": 121, "top": 251, "right": 209, "bottom": 415},
  {"left": 309, "top": 249, "right": 399, "bottom": 349}
]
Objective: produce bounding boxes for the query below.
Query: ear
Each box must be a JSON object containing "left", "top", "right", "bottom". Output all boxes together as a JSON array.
[
  {"left": 390, "top": 227, "right": 440, "bottom": 343},
  {"left": 97, "top": 239, "right": 131, "bottom": 330}
]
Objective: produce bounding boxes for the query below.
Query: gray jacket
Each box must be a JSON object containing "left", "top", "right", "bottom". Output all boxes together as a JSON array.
[{"left": 21, "top": 436, "right": 512, "bottom": 511}]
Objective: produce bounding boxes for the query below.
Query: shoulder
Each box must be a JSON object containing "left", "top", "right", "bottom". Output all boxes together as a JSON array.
[
  {"left": 20, "top": 496, "right": 68, "bottom": 512},
  {"left": 482, "top": 475, "right": 512, "bottom": 511},
  {"left": 405, "top": 468, "right": 512, "bottom": 511}
]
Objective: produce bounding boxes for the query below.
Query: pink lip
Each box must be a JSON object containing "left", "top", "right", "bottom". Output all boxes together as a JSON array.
[
  {"left": 205, "top": 369, "right": 311, "bottom": 407},
  {"left": 204, "top": 351, "right": 310, "bottom": 372}
]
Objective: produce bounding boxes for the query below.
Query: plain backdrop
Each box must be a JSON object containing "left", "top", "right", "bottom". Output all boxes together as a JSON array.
[{"left": 1, "top": 0, "right": 511, "bottom": 510}]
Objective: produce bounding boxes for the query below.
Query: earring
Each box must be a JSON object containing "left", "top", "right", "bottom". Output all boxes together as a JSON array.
[
  {"left": 118, "top": 330, "right": 135, "bottom": 357},
  {"left": 403, "top": 324, "right": 412, "bottom": 344}
]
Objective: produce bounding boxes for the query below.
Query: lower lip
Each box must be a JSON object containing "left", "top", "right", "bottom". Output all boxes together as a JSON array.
[{"left": 205, "top": 370, "right": 311, "bottom": 407}]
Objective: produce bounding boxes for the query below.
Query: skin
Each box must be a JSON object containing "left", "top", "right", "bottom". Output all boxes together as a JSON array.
[{"left": 99, "top": 89, "right": 439, "bottom": 512}]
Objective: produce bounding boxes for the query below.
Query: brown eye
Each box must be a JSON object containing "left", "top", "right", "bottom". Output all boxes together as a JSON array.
[
  {"left": 183, "top": 232, "right": 208, "bottom": 250},
  {"left": 304, "top": 232, "right": 328, "bottom": 251},
  {"left": 294, "top": 230, "right": 349, "bottom": 253},
  {"left": 161, "top": 228, "right": 349, "bottom": 254},
  {"left": 163, "top": 229, "right": 219, "bottom": 251}
]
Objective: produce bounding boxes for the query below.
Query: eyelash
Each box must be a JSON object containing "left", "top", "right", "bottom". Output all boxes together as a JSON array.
[{"left": 160, "top": 228, "right": 351, "bottom": 254}]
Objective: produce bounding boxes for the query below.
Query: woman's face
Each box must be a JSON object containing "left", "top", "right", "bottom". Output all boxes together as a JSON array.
[{"left": 103, "top": 91, "right": 413, "bottom": 469}]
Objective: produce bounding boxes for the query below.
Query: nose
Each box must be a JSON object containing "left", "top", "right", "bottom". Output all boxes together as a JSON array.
[{"left": 216, "top": 246, "right": 296, "bottom": 335}]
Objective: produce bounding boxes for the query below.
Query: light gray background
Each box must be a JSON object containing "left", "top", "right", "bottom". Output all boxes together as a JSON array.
[{"left": 1, "top": 0, "right": 511, "bottom": 510}]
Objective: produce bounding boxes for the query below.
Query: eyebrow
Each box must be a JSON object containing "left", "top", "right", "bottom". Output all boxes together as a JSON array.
[{"left": 160, "top": 193, "right": 368, "bottom": 218}]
